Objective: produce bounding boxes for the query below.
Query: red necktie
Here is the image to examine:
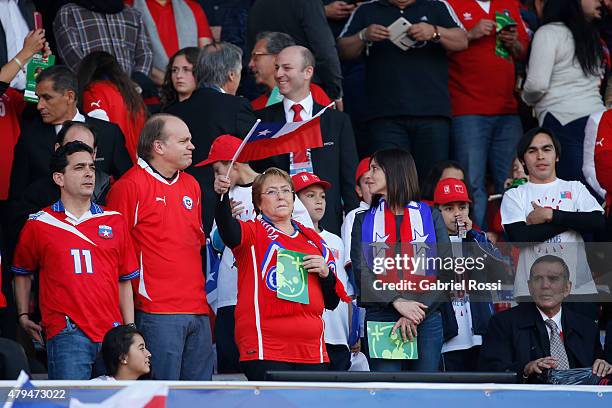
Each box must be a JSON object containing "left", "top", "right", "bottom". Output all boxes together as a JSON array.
[{"left": 291, "top": 104, "right": 308, "bottom": 163}]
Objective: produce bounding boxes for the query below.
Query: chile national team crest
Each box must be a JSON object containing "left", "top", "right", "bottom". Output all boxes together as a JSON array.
[
  {"left": 98, "top": 225, "right": 113, "bottom": 239},
  {"left": 183, "top": 195, "right": 193, "bottom": 210}
]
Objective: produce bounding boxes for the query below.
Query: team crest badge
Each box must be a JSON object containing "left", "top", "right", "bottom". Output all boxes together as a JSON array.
[
  {"left": 98, "top": 225, "right": 113, "bottom": 239},
  {"left": 183, "top": 195, "right": 193, "bottom": 210}
]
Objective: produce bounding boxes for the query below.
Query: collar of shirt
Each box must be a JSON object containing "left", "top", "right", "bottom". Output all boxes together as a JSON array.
[
  {"left": 283, "top": 93, "right": 314, "bottom": 122},
  {"left": 54, "top": 110, "right": 86, "bottom": 134},
  {"left": 51, "top": 199, "right": 103, "bottom": 224},
  {"left": 137, "top": 157, "right": 180, "bottom": 185},
  {"left": 537, "top": 306, "right": 563, "bottom": 337}
]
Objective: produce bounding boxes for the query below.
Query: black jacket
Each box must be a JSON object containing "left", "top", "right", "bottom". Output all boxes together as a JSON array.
[
  {"left": 479, "top": 302, "right": 604, "bottom": 382},
  {"left": 252, "top": 102, "right": 359, "bottom": 235},
  {"left": 164, "top": 86, "right": 257, "bottom": 233},
  {"left": 0, "top": 1, "right": 35, "bottom": 68},
  {"left": 9, "top": 114, "right": 132, "bottom": 199},
  {"left": 246, "top": 0, "right": 343, "bottom": 100}
]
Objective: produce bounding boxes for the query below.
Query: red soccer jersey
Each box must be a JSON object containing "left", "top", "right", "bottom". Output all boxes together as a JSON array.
[
  {"left": 251, "top": 84, "right": 333, "bottom": 111},
  {"left": 12, "top": 202, "right": 139, "bottom": 342},
  {"left": 0, "top": 88, "right": 26, "bottom": 200},
  {"left": 447, "top": 0, "right": 530, "bottom": 116},
  {"left": 232, "top": 218, "right": 337, "bottom": 364},
  {"left": 82, "top": 80, "right": 145, "bottom": 163},
  {"left": 106, "top": 159, "right": 208, "bottom": 314},
  {"left": 126, "top": 0, "right": 213, "bottom": 57}
]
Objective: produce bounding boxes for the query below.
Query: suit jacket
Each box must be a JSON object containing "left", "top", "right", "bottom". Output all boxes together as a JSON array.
[
  {"left": 9, "top": 114, "right": 132, "bottom": 199},
  {"left": 0, "top": 0, "right": 35, "bottom": 67},
  {"left": 479, "top": 302, "right": 604, "bottom": 382},
  {"left": 164, "top": 86, "right": 257, "bottom": 232},
  {"left": 246, "top": 0, "right": 342, "bottom": 100},
  {"left": 252, "top": 102, "right": 359, "bottom": 235}
]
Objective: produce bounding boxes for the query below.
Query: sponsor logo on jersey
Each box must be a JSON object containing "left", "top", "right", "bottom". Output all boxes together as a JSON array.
[
  {"left": 183, "top": 195, "right": 193, "bottom": 210},
  {"left": 28, "top": 211, "right": 45, "bottom": 220},
  {"left": 463, "top": 12, "right": 472, "bottom": 20},
  {"left": 99, "top": 225, "right": 113, "bottom": 239}
]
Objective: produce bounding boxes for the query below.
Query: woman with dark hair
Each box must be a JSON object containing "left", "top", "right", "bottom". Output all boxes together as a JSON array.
[
  {"left": 421, "top": 160, "right": 467, "bottom": 204},
  {"left": 522, "top": 0, "right": 605, "bottom": 186},
  {"left": 350, "top": 148, "right": 452, "bottom": 372},
  {"left": 160, "top": 47, "right": 200, "bottom": 110},
  {"left": 97, "top": 325, "right": 151, "bottom": 381},
  {"left": 78, "top": 51, "right": 147, "bottom": 162}
]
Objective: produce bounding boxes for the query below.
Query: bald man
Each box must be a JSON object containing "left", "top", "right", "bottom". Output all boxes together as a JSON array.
[{"left": 251, "top": 46, "right": 359, "bottom": 235}]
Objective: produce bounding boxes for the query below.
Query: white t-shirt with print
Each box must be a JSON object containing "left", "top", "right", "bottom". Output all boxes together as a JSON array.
[{"left": 501, "top": 179, "right": 603, "bottom": 297}]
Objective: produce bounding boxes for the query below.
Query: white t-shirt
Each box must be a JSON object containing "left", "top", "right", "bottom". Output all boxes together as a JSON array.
[
  {"left": 500, "top": 179, "right": 603, "bottom": 297},
  {"left": 320, "top": 229, "right": 354, "bottom": 346},
  {"left": 211, "top": 184, "right": 314, "bottom": 309},
  {"left": 442, "top": 236, "right": 483, "bottom": 353}
]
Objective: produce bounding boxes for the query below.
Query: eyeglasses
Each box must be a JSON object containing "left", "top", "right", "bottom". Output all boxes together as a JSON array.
[
  {"left": 251, "top": 52, "right": 273, "bottom": 59},
  {"left": 261, "top": 188, "right": 293, "bottom": 197},
  {"left": 171, "top": 66, "right": 194, "bottom": 75}
]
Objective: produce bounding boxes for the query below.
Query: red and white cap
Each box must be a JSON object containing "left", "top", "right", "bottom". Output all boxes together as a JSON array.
[
  {"left": 291, "top": 172, "right": 331, "bottom": 193},
  {"left": 355, "top": 157, "right": 370, "bottom": 183},
  {"left": 434, "top": 178, "right": 471, "bottom": 205}
]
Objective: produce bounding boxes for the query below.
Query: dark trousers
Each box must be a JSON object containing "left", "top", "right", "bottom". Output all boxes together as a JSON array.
[
  {"left": 215, "top": 306, "right": 241, "bottom": 374},
  {"left": 240, "top": 360, "right": 329, "bottom": 381},
  {"left": 326, "top": 343, "right": 350, "bottom": 371},
  {"left": 442, "top": 346, "right": 481, "bottom": 372},
  {"left": 368, "top": 115, "right": 450, "bottom": 183}
]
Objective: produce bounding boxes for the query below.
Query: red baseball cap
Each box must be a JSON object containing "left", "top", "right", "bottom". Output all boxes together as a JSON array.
[
  {"left": 355, "top": 157, "right": 370, "bottom": 183},
  {"left": 194, "top": 134, "right": 242, "bottom": 167},
  {"left": 434, "top": 178, "right": 472, "bottom": 205},
  {"left": 291, "top": 172, "right": 331, "bottom": 193}
]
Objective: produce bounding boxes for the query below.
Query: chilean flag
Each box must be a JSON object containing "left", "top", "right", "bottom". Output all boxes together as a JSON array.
[{"left": 235, "top": 103, "right": 332, "bottom": 162}]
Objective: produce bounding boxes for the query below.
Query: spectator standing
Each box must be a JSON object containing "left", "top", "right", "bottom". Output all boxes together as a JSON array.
[
  {"left": 106, "top": 114, "right": 214, "bottom": 380},
  {"left": 337, "top": 0, "right": 468, "bottom": 181},
  {"left": 522, "top": 0, "right": 606, "bottom": 187},
  {"left": 253, "top": 46, "right": 359, "bottom": 235},
  {"left": 160, "top": 47, "right": 200, "bottom": 110},
  {"left": 53, "top": 1, "right": 152, "bottom": 78},
  {"left": 500, "top": 128, "right": 605, "bottom": 308},
  {"left": 12, "top": 141, "right": 138, "bottom": 379},
  {"left": 447, "top": 0, "right": 530, "bottom": 228},
  {"left": 9, "top": 66, "right": 132, "bottom": 200},
  {"left": 247, "top": 0, "right": 344, "bottom": 105},
  {"left": 128, "top": 0, "right": 213, "bottom": 86},
  {"left": 248, "top": 31, "right": 331, "bottom": 110},
  {"left": 78, "top": 51, "right": 147, "bottom": 162},
  {"left": 198, "top": 0, "right": 252, "bottom": 48}
]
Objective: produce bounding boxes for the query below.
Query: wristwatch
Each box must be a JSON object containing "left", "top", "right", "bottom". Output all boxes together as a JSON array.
[{"left": 431, "top": 25, "right": 441, "bottom": 42}]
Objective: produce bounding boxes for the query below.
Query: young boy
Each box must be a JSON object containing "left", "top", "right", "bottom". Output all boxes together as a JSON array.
[
  {"left": 434, "top": 178, "right": 505, "bottom": 372},
  {"left": 292, "top": 171, "right": 354, "bottom": 371}
]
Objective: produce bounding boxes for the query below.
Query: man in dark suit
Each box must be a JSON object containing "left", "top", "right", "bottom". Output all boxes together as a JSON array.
[
  {"left": 165, "top": 42, "right": 256, "bottom": 232},
  {"left": 479, "top": 255, "right": 612, "bottom": 382},
  {"left": 252, "top": 45, "right": 358, "bottom": 235},
  {"left": 9, "top": 65, "right": 132, "bottom": 199},
  {"left": 246, "top": 0, "right": 343, "bottom": 105}
]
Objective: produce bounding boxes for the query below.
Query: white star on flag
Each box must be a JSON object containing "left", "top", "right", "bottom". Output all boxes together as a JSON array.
[{"left": 258, "top": 129, "right": 272, "bottom": 136}]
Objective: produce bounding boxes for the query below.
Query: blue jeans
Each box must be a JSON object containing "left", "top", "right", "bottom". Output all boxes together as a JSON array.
[
  {"left": 364, "top": 309, "right": 443, "bottom": 372},
  {"left": 452, "top": 115, "right": 523, "bottom": 228},
  {"left": 368, "top": 116, "right": 450, "bottom": 183},
  {"left": 136, "top": 312, "right": 214, "bottom": 380},
  {"left": 47, "top": 318, "right": 102, "bottom": 380}
]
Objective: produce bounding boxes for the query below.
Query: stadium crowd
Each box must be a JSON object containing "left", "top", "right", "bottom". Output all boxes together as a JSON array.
[{"left": 1, "top": 0, "right": 612, "bottom": 384}]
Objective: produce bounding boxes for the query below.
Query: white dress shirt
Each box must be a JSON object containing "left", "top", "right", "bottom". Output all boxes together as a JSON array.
[{"left": 0, "top": 0, "right": 30, "bottom": 90}]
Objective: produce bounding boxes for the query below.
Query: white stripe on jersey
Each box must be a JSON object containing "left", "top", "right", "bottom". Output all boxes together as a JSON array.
[
  {"left": 134, "top": 201, "right": 139, "bottom": 227},
  {"left": 436, "top": 0, "right": 466, "bottom": 31},
  {"left": 251, "top": 245, "right": 264, "bottom": 360},
  {"left": 138, "top": 251, "right": 152, "bottom": 301},
  {"left": 338, "top": 0, "right": 378, "bottom": 38},
  {"left": 33, "top": 211, "right": 96, "bottom": 246}
]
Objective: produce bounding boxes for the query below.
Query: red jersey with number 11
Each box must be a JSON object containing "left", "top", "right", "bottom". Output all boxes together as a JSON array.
[{"left": 12, "top": 202, "right": 139, "bottom": 342}]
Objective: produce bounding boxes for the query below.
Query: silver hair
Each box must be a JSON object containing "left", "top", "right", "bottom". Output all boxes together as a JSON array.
[{"left": 198, "top": 42, "right": 243, "bottom": 87}]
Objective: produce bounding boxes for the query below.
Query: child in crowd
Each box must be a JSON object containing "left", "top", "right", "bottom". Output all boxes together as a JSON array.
[
  {"left": 97, "top": 325, "right": 152, "bottom": 381},
  {"left": 434, "top": 178, "right": 507, "bottom": 371},
  {"left": 292, "top": 172, "right": 354, "bottom": 370}
]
